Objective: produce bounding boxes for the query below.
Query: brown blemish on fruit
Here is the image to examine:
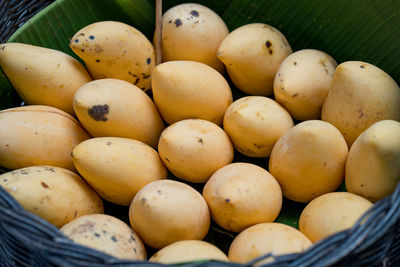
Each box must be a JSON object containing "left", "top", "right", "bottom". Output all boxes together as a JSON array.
[
  {"left": 41, "top": 181, "right": 49, "bottom": 189},
  {"left": 134, "top": 78, "right": 140, "bottom": 85},
  {"left": 292, "top": 93, "right": 298, "bottom": 97},
  {"left": 88, "top": 105, "right": 109, "bottom": 121},
  {"left": 225, "top": 198, "right": 231, "bottom": 203},
  {"left": 265, "top": 40, "right": 273, "bottom": 55},
  {"left": 96, "top": 59, "right": 100, "bottom": 63},
  {"left": 198, "top": 137, "right": 204, "bottom": 144},
  {"left": 319, "top": 58, "right": 330, "bottom": 74},
  {"left": 190, "top": 10, "right": 199, "bottom": 17},
  {"left": 43, "top": 167, "right": 55, "bottom": 172},
  {"left": 142, "top": 74, "right": 150, "bottom": 79},
  {"left": 293, "top": 61, "right": 297, "bottom": 66},
  {"left": 20, "top": 170, "right": 28, "bottom": 175},
  {"left": 74, "top": 210, "right": 78, "bottom": 218},
  {"left": 174, "top": 18, "right": 182, "bottom": 27},
  {"left": 165, "top": 157, "right": 170, "bottom": 162},
  {"left": 146, "top": 57, "right": 151, "bottom": 64},
  {"left": 253, "top": 143, "right": 265, "bottom": 149},
  {"left": 111, "top": 236, "right": 118, "bottom": 242}
]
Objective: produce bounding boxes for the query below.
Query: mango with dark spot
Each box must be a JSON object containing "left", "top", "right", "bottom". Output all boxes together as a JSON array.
[
  {"left": 69, "top": 21, "right": 154, "bottom": 91},
  {"left": 60, "top": 214, "right": 146, "bottom": 260},
  {"left": 0, "top": 165, "right": 103, "bottom": 228}
]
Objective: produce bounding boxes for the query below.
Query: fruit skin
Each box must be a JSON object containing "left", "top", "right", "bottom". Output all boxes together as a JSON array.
[
  {"left": 159, "top": 3, "right": 229, "bottom": 73},
  {"left": 72, "top": 137, "right": 167, "bottom": 206},
  {"left": 273, "top": 49, "right": 337, "bottom": 120},
  {"left": 228, "top": 222, "right": 312, "bottom": 264},
  {"left": 0, "top": 105, "right": 90, "bottom": 171},
  {"left": 299, "top": 192, "right": 373, "bottom": 243},
  {"left": 158, "top": 119, "right": 234, "bottom": 183},
  {"left": 60, "top": 214, "right": 146, "bottom": 260},
  {"left": 223, "top": 96, "right": 294, "bottom": 157},
  {"left": 129, "top": 179, "right": 210, "bottom": 249},
  {"left": 217, "top": 23, "right": 292, "bottom": 96},
  {"left": 70, "top": 21, "right": 154, "bottom": 92},
  {"left": 0, "top": 166, "right": 103, "bottom": 228},
  {"left": 149, "top": 240, "right": 228, "bottom": 264},
  {"left": 73, "top": 78, "right": 164, "bottom": 149},
  {"left": 321, "top": 61, "right": 400, "bottom": 146},
  {"left": 345, "top": 120, "right": 400, "bottom": 202},
  {"left": 152, "top": 60, "right": 233, "bottom": 125},
  {"left": 269, "top": 120, "right": 348, "bottom": 203},
  {"left": 203, "top": 162, "right": 282, "bottom": 232},
  {"left": 0, "top": 43, "right": 92, "bottom": 115}
]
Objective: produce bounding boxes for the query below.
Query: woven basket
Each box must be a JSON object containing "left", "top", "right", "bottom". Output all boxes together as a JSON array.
[{"left": 1, "top": 1, "right": 400, "bottom": 266}]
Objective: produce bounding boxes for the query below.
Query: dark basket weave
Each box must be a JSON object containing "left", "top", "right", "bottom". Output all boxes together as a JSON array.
[{"left": 1, "top": 1, "right": 400, "bottom": 267}]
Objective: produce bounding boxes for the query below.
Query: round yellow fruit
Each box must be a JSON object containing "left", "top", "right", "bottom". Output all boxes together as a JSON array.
[
  {"left": 217, "top": 23, "right": 292, "bottom": 95},
  {"left": 273, "top": 49, "right": 337, "bottom": 120},
  {"left": 299, "top": 192, "right": 373, "bottom": 243},
  {"left": 129, "top": 180, "right": 210, "bottom": 249},
  {"left": 223, "top": 96, "right": 294, "bottom": 157},
  {"left": 203, "top": 163, "right": 282, "bottom": 232},
  {"left": 160, "top": 3, "right": 229, "bottom": 73},
  {"left": 228, "top": 223, "right": 312, "bottom": 264},
  {"left": 150, "top": 240, "right": 228, "bottom": 264},
  {"left": 269, "top": 120, "right": 348, "bottom": 202},
  {"left": 158, "top": 119, "right": 234, "bottom": 183}
]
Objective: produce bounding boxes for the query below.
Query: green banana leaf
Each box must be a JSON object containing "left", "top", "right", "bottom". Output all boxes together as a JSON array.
[{"left": 0, "top": 0, "right": 399, "bottom": 256}]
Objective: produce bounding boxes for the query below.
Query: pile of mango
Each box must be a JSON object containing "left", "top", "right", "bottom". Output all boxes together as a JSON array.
[{"left": 0, "top": 3, "right": 399, "bottom": 264}]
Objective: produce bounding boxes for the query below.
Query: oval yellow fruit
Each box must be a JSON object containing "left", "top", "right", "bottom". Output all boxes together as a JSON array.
[
  {"left": 0, "top": 105, "right": 90, "bottom": 171},
  {"left": 72, "top": 137, "right": 167, "bottom": 206},
  {"left": 70, "top": 21, "right": 154, "bottom": 91},
  {"left": 269, "top": 120, "right": 348, "bottom": 202},
  {"left": 345, "top": 120, "right": 400, "bottom": 202},
  {"left": 73, "top": 78, "right": 164, "bottom": 148},
  {"left": 0, "top": 43, "right": 92, "bottom": 115},
  {"left": 0, "top": 166, "right": 103, "bottom": 228},
  {"left": 152, "top": 61, "right": 232, "bottom": 125}
]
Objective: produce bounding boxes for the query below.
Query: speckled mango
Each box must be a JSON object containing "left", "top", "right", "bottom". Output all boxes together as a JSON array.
[
  {"left": 70, "top": 21, "right": 155, "bottom": 91},
  {"left": 61, "top": 214, "right": 146, "bottom": 260},
  {"left": 0, "top": 166, "right": 103, "bottom": 228}
]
